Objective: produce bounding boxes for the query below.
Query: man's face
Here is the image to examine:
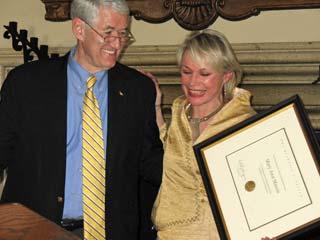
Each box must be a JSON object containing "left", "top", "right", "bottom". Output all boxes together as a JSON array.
[{"left": 73, "top": 6, "right": 129, "bottom": 73}]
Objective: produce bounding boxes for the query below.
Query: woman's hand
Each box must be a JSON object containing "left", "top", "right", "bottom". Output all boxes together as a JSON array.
[
  {"left": 137, "top": 68, "right": 162, "bottom": 107},
  {"left": 137, "top": 68, "right": 165, "bottom": 128}
]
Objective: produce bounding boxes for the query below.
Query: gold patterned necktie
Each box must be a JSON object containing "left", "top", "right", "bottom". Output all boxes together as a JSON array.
[{"left": 82, "top": 75, "right": 106, "bottom": 240}]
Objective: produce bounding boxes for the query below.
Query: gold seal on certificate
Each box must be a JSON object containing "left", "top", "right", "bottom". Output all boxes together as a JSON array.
[{"left": 245, "top": 181, "right": 255, "bottom": 192}]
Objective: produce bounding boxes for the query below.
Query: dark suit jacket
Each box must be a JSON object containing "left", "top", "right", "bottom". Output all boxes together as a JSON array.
[{"left": 0, "top": 54, "right": 163, "bottom": 240}]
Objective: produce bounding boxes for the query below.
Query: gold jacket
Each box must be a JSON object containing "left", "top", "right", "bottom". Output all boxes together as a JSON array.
[{"left": 152, "top": 88, "right": 256, "bottom": 240}]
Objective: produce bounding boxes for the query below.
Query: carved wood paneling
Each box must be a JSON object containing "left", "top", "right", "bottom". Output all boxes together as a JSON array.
[
  {"left": 41, "top": 0, "right": 71, "bottom": 21},
  {"left": 41, "top": 0, "right": 320, "bottom": 30},
  {"left": 216, "top": 0, "right": 320, "bottom": 21},
  {"left": 1, "top": 42, "right": 320, "bottom": 128},
  {"left": 129, "top": 0, "right": 219, "bottom": 30}
]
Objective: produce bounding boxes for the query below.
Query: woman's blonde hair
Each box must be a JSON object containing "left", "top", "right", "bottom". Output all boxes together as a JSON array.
[{"left": 177, "top": 29, "right": 242, "bottom": 101}]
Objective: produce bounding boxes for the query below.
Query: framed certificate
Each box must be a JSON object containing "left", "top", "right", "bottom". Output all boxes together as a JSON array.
[{"left": 193, "top": 95, "right": 320, "bottom": 239}]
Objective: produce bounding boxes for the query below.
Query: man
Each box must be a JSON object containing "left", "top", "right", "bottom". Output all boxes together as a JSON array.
[{"left": 0, "top": 0, "right": 163, "bottom": 239}]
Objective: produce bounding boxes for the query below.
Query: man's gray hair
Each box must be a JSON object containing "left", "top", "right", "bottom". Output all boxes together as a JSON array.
[{"left": 70, "top": 0, "right": 129, "bottom": 24}]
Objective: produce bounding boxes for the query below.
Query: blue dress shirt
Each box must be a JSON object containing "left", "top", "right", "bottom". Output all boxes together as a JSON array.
[{"left": 62, "top": 48, "right": 109, "bottom": 219}]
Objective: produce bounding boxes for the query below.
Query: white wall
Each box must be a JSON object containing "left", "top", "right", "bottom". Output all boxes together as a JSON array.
[
  {"left": 1, "top": 0, "right": 320, "bottom": 48},
  {"left": 131, "top": 9, "right": 320, "bottom": 45}
]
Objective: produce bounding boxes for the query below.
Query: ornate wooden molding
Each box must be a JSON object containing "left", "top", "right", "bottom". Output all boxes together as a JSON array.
[
  {"left": 216, "top": 0, "right": 320, "bottom": 21},
  {"left": 41, "top": 0, "right": 71, "bottom": 22},
  {"left": 41, "top": 0, "right": 320, "bottom": 30},
  {"left": 128, "top": 0, "right": 219, "bottom": 30}
]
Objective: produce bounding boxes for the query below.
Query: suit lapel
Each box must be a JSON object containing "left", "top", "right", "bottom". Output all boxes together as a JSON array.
[
  {"left": 51, "top": 55, "right": 69, "bottom": 192},
  {"left": 107, "top": 64, "right": 128, "bottom": 160}
]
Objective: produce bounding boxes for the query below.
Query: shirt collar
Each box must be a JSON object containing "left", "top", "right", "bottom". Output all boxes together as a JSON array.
[{"left": 68, "top": 47, "right": 108, "bottom": 93}]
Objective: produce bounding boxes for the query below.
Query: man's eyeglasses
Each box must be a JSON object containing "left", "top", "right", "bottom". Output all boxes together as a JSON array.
[{"left": 82, "top": 19, "right": 135, "bottom": 45}]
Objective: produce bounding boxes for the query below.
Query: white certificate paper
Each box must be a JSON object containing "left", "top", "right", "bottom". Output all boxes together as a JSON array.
[{"left": 227, "top": 128, "right": 311, "bottom": 230}]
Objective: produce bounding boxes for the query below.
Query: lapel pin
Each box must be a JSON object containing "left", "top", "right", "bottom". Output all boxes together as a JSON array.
[{"left": 119, "top": 91, "right": 124, "bottom": 96}]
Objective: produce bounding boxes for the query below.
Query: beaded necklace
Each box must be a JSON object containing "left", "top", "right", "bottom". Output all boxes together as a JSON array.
[{"left": 185, "top": 102, "right": 224, "bottom": 141}]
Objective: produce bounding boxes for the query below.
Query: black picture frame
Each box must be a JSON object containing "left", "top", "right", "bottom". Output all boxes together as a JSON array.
[{"left": 193, "top": 95, "right": 320, "bottom": 239}]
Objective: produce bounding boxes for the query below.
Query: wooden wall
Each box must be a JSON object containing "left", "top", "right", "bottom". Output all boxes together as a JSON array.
[
  {"left": 121, "top": 42, "right": 320, "bottom": 129},
  {"left": 1, "top": 41, "right": 320, "bottom": 129}
]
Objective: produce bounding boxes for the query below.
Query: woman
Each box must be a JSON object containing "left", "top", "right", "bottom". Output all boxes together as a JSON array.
[{"left": 144, "top": 29, "right": 265, "bottom": 239}]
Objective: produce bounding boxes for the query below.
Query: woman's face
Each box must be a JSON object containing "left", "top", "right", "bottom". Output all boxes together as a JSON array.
[{"left": 180, "top": 50, "right": 229, "bottom": 111}]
